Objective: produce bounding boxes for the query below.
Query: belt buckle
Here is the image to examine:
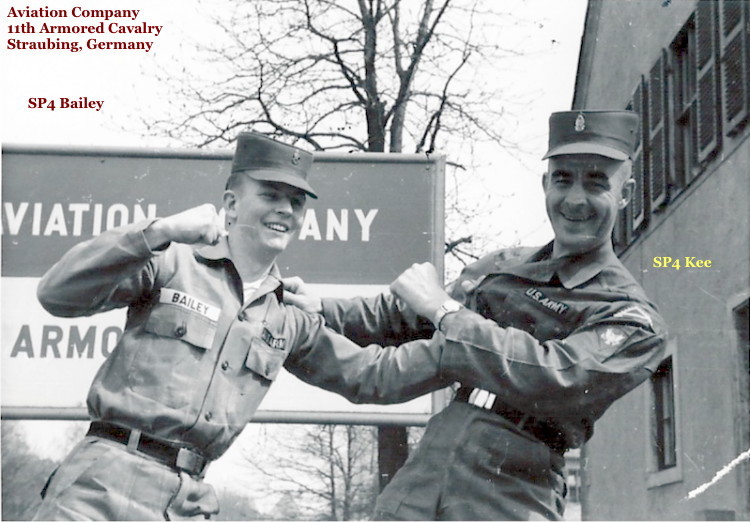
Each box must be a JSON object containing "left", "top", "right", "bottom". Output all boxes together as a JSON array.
[{"left": 175, "top": 448, "right": 205, "bottom": 475}]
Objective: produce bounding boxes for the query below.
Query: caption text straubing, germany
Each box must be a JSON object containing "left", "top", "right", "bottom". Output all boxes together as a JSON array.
[{"left": 6, "top": 6, "right": 163, "bottom": 53}]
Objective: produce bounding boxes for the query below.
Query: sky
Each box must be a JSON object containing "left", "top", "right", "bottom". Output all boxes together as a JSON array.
[
  {"left": 1, "top": 0, "right": 588, "bottom": 252},
  {"left": 0, "top": 0, "right": 589, "bottom": 509}
]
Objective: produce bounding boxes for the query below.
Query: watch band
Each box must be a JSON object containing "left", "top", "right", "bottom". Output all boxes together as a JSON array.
[{"left": 434, "top": 299, "right": 463, "bottom": 331}]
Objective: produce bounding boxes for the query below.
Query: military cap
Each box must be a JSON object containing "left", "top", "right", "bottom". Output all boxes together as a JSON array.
[
  {"left": 543, "top": 110, "right": 639, "bottom": 161},
  {"left": 231, "top": 131, "right": 317, "bottom": 198}
]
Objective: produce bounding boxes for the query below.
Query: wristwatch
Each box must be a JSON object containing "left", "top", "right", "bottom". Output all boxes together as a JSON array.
[{"left": 433, "top": 299, "right": 463, "bottom": 331}]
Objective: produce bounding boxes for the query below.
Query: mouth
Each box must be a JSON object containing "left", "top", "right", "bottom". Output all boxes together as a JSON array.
[
  {"left": 264, "top": 222, "right": 290, "bottom": 233},
  {"left": 560, "top": 211, "right": 593, "bottom": 222}
]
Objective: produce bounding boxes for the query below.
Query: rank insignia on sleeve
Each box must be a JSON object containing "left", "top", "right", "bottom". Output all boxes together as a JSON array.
[
  {"left": 262, "top": 328, "right": 286, "bottom": 350},
  {"left": 613, "top": 306, "right": 653, "bottom": 328}
]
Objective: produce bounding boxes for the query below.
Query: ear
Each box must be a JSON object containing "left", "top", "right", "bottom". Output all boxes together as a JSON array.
[
  {"left": 541, "top": 171, "right": 550, "bottom": 193},
  {"left": 223, "top": 190, "right": 238, "bottom": 219},
  {"left": 619, "top": 178, "right": 635, "bottom": 209}
]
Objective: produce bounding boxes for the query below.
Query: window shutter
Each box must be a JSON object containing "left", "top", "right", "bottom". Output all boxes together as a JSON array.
[
  {"left": 719, "top": 0, "right": 750, "bottom": 135},
  {"left": 628, "top": 77, "right": 648, "bottom": 231},
  {"left": 695, "top": 0, "right": 722, "bottom": 163},
  {"left": 613, "top": 200, "right": 632, "bottom": 254},
  {"left": 647, "top": 51, "right": 669, "bottom": 210}
]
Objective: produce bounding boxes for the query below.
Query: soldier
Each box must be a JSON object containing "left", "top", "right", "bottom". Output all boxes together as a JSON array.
[
  {"left": 284, "top": 110, "right": 668, "bottom": 520},
  {"left": 33, "top": 132, "right": 452, "bottom": 520}
]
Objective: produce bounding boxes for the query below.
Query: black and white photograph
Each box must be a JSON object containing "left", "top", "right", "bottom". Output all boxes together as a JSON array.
[{"left": 1, "top": 0, "right": 749, "bottom": 520}]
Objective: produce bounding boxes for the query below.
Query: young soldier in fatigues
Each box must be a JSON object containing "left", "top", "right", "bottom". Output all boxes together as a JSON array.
[
  {"left": 33, "top": 132, "right": 453, "bottom": 520},
  {"left": 285, "top": 111, "right": 668, "bottom": 520}
]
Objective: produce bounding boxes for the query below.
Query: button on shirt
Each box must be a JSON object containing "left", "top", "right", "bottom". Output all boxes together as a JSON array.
[
  {"left": 37, "top": 220, "right": 451, "bottom": 461},
  {"left": 322, "top": 242, "right": 667, "bottom": 449}
]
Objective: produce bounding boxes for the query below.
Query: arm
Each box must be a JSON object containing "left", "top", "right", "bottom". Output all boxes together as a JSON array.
[
  {"left": 391, "top": 262, "right": 668, "bottom": 418},
  {"left": 284, "top": 307, "right": 452, "bottom": 404},
  {"left": 37, "top": 204, "right": 226, "bottom": 317},
  {"left": 321, "top": 293, "right": 435, "bottom": 346},
  {"left": 282, "top": 275, "right": 435, "bottom": 346},
  {"left": 438, "top": 305, "right": 666, "bottom": 418}
]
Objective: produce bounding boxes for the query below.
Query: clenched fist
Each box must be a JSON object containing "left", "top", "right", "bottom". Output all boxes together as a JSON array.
[
  {"left": 144, "top": 204, "right": 227, "bottom": 249},
  {"left": 389, "top": 262, "right": 450, "bottom": 319}
]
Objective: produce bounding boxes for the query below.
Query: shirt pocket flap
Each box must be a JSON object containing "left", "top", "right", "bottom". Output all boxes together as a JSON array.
[
  {"left": 144, "top": 305, "right": 218, "bottom": 350},
  {"left": 245, "top": 336, "right": 287, "bottom": 381}
]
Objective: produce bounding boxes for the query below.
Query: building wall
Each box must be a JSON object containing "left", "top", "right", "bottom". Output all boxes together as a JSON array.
[{"left": 574, "top": 0, "right": 750, "bottom": 520}]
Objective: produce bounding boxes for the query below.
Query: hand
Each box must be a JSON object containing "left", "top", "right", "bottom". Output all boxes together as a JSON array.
[
  {"left": 145, "top": 204, "right": 227, "bottom": 248},
  {"left": 389, "top": 262, "right": 451, "bottom": 319},
  {"left": 282, "top": 276, "right": 323, "bottom": 314}
]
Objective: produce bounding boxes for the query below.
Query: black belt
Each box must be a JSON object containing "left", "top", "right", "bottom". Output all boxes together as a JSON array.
[
  {"left": 87, "top": 421, "right": 208, "bottom": 476},
  {"left": 455, "top": 387, "right": 567, "bottom": 455}
]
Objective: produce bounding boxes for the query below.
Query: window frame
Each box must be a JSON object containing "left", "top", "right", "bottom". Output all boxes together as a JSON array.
[{"left": 646, "top": 342, "right": 683, "bottom": 488}]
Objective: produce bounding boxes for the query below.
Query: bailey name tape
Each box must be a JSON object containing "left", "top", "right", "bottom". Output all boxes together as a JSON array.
[{"left": 160, "top": 289, "right": 221, "bottom": 322}]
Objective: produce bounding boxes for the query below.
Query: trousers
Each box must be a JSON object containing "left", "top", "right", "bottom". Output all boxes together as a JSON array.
[
  {"left": 33, "top": 437, "right": 219, "bottom": 521},
  {"left": 373, "top": 401, "right": 567, "bottom": 521}
]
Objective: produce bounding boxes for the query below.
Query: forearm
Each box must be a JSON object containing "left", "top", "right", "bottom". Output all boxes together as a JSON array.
[
  {"left": 321, "top": 293, "right": 434, "bottom": 346},
  {"left": 287, "top": 311, "right": 451, "bottom": 404},
  {"left": 438, "top": 308, "right": 667, "bottom": 417}
]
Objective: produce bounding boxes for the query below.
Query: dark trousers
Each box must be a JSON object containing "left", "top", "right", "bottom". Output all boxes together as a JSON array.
[{"left": 373, "top": 401, "right": 567, "bottom": 521}]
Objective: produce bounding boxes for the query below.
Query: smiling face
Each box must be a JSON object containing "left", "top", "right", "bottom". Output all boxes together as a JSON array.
[
  {"left": 543, "top": 154, "right": 634, "bottom": 258},
  {"left": 224, "top": 176, "right": 307, "bottom": 259}
]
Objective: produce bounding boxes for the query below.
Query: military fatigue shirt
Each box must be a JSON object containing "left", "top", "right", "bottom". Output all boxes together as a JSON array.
[
  {"left": 37, "top": 220, "right": 449, "bottom": 461},
  {"left": 322, "top": 242, "right": 667, "bottom": 449}
]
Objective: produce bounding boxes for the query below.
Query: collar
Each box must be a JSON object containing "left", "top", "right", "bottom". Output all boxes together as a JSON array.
[
  {"left": 500, "top": 241, "right": 619, "bottom": 289},
  {"left": 195, "top": 238, "right": 284, "bottom": 302}
]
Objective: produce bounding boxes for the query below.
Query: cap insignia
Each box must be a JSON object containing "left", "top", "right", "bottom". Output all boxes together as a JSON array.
[
  {"left": 575, "top": 113, "right": 586, "bottom": 132},
  {"left": 291, "top": 151, "right": 301, "bottom": 165}
]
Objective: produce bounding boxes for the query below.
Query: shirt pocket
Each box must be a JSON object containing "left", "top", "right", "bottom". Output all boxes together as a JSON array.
[
  {"left": 144, "top": 303, "right": 218, "bottom": 350},
  {"left": 244, "top": 335, "right": 288, "bottom": 381},
  {"left": 500, "top": 290, "right": 573, "bottom": 341}
]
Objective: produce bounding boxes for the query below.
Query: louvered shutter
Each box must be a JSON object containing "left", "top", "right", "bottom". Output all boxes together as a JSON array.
[
  {"left": 613, "top": 200, "right": 631, "bottom": 253},
  {"left": 695, "top": 0, "right": 722, "bottom": 163},
  {"left": 628, "top": 77, "right": 648, "bottom": 231},
  {"left": 647, "top": 52, "right": 669, "bottom": 210},
  {"left": 719, "top": 0, "right": 750, "bottom": 135}
]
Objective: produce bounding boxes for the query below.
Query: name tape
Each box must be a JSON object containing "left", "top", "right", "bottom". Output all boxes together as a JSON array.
[{"left": 160, "top": 288, "right": 221, "bottom": 322}]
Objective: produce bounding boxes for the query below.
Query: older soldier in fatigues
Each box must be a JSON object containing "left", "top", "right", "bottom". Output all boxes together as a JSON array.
[
  {"left": 285, "top": 111, "right": 668, "bottom": 520},
  {"left": 32, "top": 132, "right": 452, "bottom": 521}
]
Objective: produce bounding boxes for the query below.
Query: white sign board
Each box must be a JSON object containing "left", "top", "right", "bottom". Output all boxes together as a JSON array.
[{"left": 1, "top": 145, "right": 445, "bottom": 418}]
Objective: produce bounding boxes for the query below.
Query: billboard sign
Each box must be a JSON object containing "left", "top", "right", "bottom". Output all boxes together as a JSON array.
[{"left": 1, "top": 144, "right": 445, "bottom": 419}]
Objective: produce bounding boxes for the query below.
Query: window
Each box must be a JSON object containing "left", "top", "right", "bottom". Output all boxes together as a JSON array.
[
  {"left": 671, "top": 18, "right": 698, "bottom": 190},
  {"left": 732, "top": 298, "right": 750, "bottom": 513},
  {"left": 615, "top": 0, "right": 746, "bottom": 256},
  {"left": 652, "top": 357, "right": 677, "bottom": 470},
  {"left": 719, "top": 0, "right": 750, "bottom": 135}
]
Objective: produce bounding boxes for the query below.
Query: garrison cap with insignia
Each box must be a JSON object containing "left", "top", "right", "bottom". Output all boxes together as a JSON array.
[
  {"left": 543, "top": 110, "right": 639, "bottom": 161},
  {"left": 231, "top": 131, "right": 317, "bottom": 198}
]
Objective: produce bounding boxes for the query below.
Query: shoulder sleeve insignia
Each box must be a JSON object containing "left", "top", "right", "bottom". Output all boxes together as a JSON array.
[{"left": 600, "top": 327, "right": 627, "bottom": 347}]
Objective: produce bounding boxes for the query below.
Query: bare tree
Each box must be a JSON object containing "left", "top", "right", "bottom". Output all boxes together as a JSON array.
[
  {"left": 144, "top": 0, "right": 535, "bottom": 265},
  {"left": 1, "top": 422, "right": 58, "bottom": 521},
  {"left": 243, "top": 424, "right": 378, "bottom": 520},
  {"left": 151, "top": 0, "right": 521, "bottom": 154}
]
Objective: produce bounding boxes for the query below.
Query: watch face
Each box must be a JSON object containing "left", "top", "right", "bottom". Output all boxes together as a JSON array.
[{"left": 443, "top": 300, "right": 462, "bottom": 313}]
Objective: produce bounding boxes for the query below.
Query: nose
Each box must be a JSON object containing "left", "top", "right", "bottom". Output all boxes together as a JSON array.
[
  {"left": 562, "top": 181, "right": 587, "bottom": 207},
  {"left": 274, "top": 196, "right": 294, "bottom": 216}
]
